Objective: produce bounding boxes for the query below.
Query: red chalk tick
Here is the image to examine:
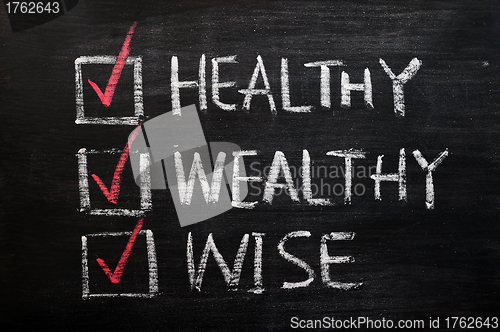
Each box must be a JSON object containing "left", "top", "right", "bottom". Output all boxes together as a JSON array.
[
  {"left": 96, "top": 218, "right": 144, "bottom": 284},
  {"left": 88, "top": 21, "right": 137, "bottom": 107},
  {"left": 91, "top": 126, "right": 141, "bottom": 204}
]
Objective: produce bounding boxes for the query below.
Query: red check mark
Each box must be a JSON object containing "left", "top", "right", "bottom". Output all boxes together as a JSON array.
[
  {"left": 88, "top": 21, "right": 138, "bottom": 107},
  {"left": 91, "top": 126, "right": 141, "bottom": 204},
  {"left": 96, "top": 218, "right": 144, "bottom": 284}
]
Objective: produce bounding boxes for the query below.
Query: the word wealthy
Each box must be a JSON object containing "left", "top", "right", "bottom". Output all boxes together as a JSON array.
[{"left": 167, "top": 148, "right": 448, "bottom": 209}]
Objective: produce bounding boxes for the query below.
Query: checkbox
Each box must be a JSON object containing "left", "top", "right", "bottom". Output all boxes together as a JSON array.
[
  {"left": 81, "top": 229, "right": 158, "bottom": 299},
  {"left": 75, "top": 56, "right": 143, "bottom": 125},
  {"left": 76, "top": 148, "right": 151, "bottom": 217}
]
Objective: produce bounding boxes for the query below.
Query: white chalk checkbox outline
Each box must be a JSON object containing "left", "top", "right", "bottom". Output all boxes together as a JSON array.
[
  {"left": 81, "top": 229, "right": 158, "bottom": 299},
  {"left": 77, "top": 148, "right": 151, "bottom": 217},
  {"left": 75, "top": 56, "right": 143, "bottom": 125}
]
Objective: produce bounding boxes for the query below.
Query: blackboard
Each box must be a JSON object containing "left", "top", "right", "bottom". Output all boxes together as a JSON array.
[{"left": 1, "top": 0, "right": 499, "bottom": 330}]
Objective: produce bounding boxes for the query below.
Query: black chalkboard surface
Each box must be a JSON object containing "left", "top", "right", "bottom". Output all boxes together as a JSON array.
[{"left": 1, "top": 0, "right": 499, "bottom": 330}]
